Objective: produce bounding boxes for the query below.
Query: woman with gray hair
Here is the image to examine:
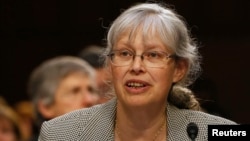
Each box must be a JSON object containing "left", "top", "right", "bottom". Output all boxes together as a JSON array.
[
  {"left": 28, "top": 56, "right": 99, "bottom": 140},
  {"left": 39, "top": 2, "right": 236, "bottom": 141}
]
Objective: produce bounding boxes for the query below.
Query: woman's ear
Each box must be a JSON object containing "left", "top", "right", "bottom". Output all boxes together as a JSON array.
[
  {"left": 37, "top": 100, "right": 55, "bottom": 119},
  {"left": 173, "top": 59, "right": 188, "bottom": 83}
]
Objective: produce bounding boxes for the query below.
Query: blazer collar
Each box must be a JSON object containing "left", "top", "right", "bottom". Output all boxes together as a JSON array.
[
  {"left": 78, "top": 98, "right": 117, "bottom": 141},
  {"left": 167, "top": 104, "right": 191, "bottom": 140},
  {"left": 78, "top": 98, "right": 190, "bottom": 141}
]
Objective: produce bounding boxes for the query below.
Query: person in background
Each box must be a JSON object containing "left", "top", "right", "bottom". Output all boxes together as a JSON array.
[
  {"left": 0, "top": 96, "right": 7, "bottom": 105},
  {"left": 14, "top": 100, "right": 36, "bottom": 141},
  {"left": 0, "top": 97, "right": 21, "bottom": 141},
  {"left": 38, "top": 2, "right": 236, "bottom": 140},
  {"left": 27, "top": 56, "right": 99, "bottom": 140},
  {"left": 78, "top": 44, "right": 112, "bottom": 103}
]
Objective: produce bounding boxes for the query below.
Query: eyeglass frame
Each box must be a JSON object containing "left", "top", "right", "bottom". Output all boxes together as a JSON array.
[{"left": 107, "top": 49, "right": 177, "bottom": 68}]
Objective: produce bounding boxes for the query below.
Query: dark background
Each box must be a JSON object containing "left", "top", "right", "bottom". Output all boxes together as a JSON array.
[{"left": 0, "top": 0, "right": 250, "bottom": 124}]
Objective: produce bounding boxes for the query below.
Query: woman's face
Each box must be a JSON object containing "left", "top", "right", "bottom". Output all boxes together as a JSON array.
[
  {"left": 0, "top": 117, "right": 18, "bottom": 141},
  {"left": 40, "top": 72, "right": 99, "bottom": 118},
  {"left": 109, "top": 32, "right": 187, "bottom": 108}
]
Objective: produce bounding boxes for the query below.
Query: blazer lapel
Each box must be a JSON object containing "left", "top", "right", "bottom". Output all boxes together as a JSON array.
[
  {"left": 167, "top": 104, "right": 190, "bottom": 141},
  {"left": 77, "top": 100, "right": 193, "bottom": 141},
  {"left": 78, "top": 98, "right": 117, "bottom": 141}
]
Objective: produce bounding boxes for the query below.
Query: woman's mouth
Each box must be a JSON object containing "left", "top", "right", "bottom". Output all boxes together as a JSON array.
[
  {"left": 125, "top": 80, "right": 150, "bottom": 94},
  {"left": 126, "top": 82, "right": 145, "bottom": 88}
]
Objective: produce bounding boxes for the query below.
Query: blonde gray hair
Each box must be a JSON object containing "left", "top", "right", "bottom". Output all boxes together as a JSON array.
[{"left": 104, "top": 3, "right": 202, "bottom": 110}]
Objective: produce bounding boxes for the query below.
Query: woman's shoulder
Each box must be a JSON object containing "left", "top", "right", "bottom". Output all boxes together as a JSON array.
[
  {"left": 51, "top": 104, "right": 101, "bottom": 123},
  {"left": 47, "top": 98, "right": 116, "bottom": 125},
  {"left": 38, "top": 105, "right": 102, "bottom": 140},
  {"left": 39, "top": 103, "right": 102, "bottom": 135},
  {"left": 39, "top": 99, "right": 117, "bottom": 140},
  {"left": 168, "top": 103, "right": 236, "bottom": 125},
  {"left": 167, "top": 104, "right": 237, "bottom": 140},
  {"left": 186, "top": 109, "right": 236, "bottom": 124}
]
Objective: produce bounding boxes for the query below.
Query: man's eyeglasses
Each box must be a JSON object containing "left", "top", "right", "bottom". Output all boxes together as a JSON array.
[{"left": 107, "top": 49, "right": 176, "bottom": 68}]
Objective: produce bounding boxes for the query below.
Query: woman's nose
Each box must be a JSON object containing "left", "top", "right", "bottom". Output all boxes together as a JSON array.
[{"left": 130, "top": 55, "right": 146, "bottom": 74}]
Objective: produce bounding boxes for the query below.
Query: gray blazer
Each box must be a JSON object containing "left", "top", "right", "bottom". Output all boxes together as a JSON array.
[{"left": 38, "top": 98, "right": 236, "bottom": 141}]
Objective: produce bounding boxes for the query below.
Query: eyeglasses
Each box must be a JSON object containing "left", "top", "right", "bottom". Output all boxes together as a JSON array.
[{"left": 107, "top": 49, "right": 176, "bottom": 68}]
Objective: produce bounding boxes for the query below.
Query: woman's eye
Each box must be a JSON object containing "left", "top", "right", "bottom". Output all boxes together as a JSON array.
[
  {"left": 147, "top": 52, "right": 159, "bottom": 58},
  {"left": 72, "top": 87, "right": 81, "bottom": 94},
  {"left": 145, "top": 51, "right": 164, "bottom": 59},
  {"left": 119, "top": 50, "right": 131, "bottom": 57},
  {"left": 88, "top": 86, "right": 96, "bottom": 94}
]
